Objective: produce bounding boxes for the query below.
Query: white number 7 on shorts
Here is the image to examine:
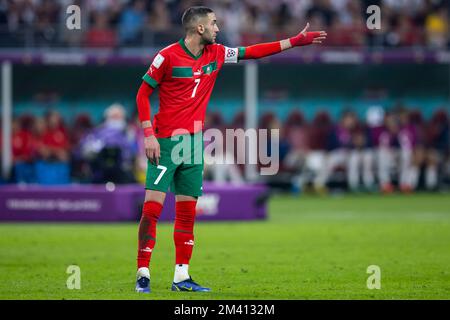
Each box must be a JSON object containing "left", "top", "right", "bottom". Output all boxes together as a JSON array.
[{"left": 154, "top": 165, "right": 167, "bottom": 185}]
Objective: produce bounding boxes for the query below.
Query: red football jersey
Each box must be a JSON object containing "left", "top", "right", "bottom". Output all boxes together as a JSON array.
[{"left": 142, "top": 39, "right": 244, "bottom": 138}]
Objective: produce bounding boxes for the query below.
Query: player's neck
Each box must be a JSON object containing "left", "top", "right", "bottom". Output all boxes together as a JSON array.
[{"left": 183, "top": 36, "right": 204, "bottom": 57}]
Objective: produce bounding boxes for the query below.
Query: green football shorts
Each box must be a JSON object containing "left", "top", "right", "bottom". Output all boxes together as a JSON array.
[{"left": 145, "top": 132, "right": 204, "bottom": 197}]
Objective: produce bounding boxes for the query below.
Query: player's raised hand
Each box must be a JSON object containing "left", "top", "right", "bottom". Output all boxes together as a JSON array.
[
  {"left": 144, "top": 135, "right": 160, "bottom": 165},
  {"left": 289, "top": 22, "right": 327, "bottom": 47}
]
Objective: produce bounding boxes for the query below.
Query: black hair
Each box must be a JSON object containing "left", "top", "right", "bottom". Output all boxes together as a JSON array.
[{"left": 181, "top": 6, "right": 214, "bottom": 32}]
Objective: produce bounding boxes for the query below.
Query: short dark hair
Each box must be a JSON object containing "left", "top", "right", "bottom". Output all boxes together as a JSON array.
[{"left": 181, "top": 6, "right": 214, "bottom": 32}]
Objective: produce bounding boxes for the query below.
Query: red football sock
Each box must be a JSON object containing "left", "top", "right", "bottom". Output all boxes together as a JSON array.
[
  {"left": 174, "top": 201, "right": 197, "bottom": 265},
  {"left": 137, "top": 201, "right": 163, "bottom": 269}
]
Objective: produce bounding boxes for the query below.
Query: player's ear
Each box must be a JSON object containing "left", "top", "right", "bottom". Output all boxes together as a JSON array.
[{"left": 197, "top": 24, "right": 205, "bottom": 34}]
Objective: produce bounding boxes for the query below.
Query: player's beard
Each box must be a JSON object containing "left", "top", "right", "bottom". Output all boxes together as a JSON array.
[{"left": 201, "top": 31, "right": 215, "bottom": 45}]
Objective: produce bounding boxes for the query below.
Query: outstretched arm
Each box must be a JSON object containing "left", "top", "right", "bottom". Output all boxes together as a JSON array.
[{"left": 239, "top": 23, "right": 327, "bottom": 60}]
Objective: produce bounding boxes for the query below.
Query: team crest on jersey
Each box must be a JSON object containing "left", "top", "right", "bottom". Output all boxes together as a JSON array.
[{"left": 152, "top": 53, "right": 165, "bottom": 69}]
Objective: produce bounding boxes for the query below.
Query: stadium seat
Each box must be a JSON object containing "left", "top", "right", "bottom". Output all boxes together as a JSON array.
[
  {"left": 14, "top": 162, "right": 36, "bottom": 183},
  {"left": 35, "top": 161, "right": 70, "bottom": 185}
]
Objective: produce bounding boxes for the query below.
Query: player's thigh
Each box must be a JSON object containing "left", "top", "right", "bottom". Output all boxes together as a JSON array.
[
  {"left": 145, "top": 139, "right": 178, "bottom": 193},
  {"left": 172, "top": 132, "right": 204, "bottom": 197},
  {"left": 176, "top": 194, "right": 198, "bottom": 202},
  {"left": 172, "top": 163, "right": 204, "bottom": 198},
  {"left": 145, "top": 160, "right": 177, "bottom": 193},
  {"left": 145, "top": 189, "right": 167, "bottom": 204}
]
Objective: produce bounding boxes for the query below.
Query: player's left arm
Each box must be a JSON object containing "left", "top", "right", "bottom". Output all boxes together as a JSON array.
[{"left": 238, "top": 23, "right": 327, "bottom": 60}]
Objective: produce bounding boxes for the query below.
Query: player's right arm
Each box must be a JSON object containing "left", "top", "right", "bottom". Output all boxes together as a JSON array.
[
  {"left": 136, "top": 51, "right": 169, "bottom": 165},
  {"left": 136, "top": 81, "right": 160, "bottom": 165}
]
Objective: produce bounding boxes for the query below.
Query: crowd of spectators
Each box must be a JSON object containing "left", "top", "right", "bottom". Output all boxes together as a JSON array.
[
  {"left": 3, "top": 104, "right": 450, "bottom": 194},
  {"left": 4, "top": 106, "right": 140, "bottom": 184},
  {"left": 0, "top": 0, "right": 448, "bottom": 48},
  {"left": 205, "top": 105, "right": 450, "bottom": 193}
]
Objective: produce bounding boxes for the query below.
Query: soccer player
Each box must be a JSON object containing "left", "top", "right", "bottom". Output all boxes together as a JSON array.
[{"left": 135, "top": 6, "right": 327, "bottom": 293}]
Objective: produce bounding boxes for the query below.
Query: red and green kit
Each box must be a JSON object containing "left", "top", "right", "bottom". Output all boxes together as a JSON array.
[
  {"left": 138, "top": 34, "right": 322, "bottom": 196},
  {"left": 143, "top": 40, "right": 245, "bottom": 138},
  {"left": 135, "top": 29, "right": 325, "bottom": 270},
  {"left": 142, "top": 40, "right": 244, "bottom": 196}
]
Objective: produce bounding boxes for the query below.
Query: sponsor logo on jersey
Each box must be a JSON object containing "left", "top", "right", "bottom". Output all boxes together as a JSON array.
[{"left": 152, "top": 53, "right": 165, "bottom": 69}]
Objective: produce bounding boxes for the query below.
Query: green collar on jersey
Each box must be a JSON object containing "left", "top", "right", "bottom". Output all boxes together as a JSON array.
[{"left": 179, "top": 38, "right": 204, "bottom": 60}]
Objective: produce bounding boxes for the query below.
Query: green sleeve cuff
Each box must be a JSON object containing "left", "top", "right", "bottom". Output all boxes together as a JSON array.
[
  {"left": 142, "top": 73, "right": 159, "bottom": 88},
  {"left": 238, "top": 47, "right": 246, "bottom": 61}
]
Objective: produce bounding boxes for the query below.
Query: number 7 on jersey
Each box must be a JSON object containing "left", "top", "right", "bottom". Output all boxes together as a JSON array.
[{"left": 191, "top": 79, "right": 200, "bottom": 98}]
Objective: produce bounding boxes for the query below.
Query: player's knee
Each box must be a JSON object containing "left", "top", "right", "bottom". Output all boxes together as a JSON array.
[
  {"left": 174, "top": 201, "right": 197, "bottom": 231},
  {"left": 142, "top": 200, "right": 164, "bottom": 220},
  {"left": 144, "top": 189, "right": 166, "bottom": 203}
]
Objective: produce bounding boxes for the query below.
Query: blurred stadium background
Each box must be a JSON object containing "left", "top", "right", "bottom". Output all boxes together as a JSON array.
[{"left": 0, "top": 0, "right": 450, "bottom": 300}]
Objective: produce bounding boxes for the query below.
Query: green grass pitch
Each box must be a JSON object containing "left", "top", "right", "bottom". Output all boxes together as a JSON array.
[{"left": 1, "top": 193, "right": 449, "bottom": 300}]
